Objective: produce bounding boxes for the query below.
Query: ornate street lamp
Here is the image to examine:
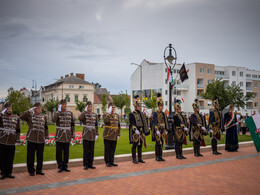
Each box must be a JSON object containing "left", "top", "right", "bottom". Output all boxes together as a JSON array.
[{"left": 163, "top": 43, "right": 177, "bottom": 149}]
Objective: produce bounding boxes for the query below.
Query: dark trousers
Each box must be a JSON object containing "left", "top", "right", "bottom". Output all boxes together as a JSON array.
[
  {"left": 175, "top": 140, "right": 183, "bottom": 157},
  {"left": 27, "top": 141, "right": 45, "bottom": 173},
  {"left": 83, "top": 140, "right": 95, "bottom": 167},
  {"left": 56, "top": 142, "right": 70, "bottom": 169},
  {"left": 0, "top": 144, "right": 15, "bottom": 176},
  {"left": 131, "top": 140, "right": 143, "bottom": 161},
  {"left": 155, "top": 138, "right": 163, "bottom": 158},
  {"left": 211, "top": 138, "right": 218, "bottom": 153},
  {"left": 241, "top": 127, "right": 247, "bottom": 135},
  {"left": 193, "top": 139, "right": 201, "bottom": 155},
  {"left": 104, "top": 139, "right": 117, "bottom": 164}
]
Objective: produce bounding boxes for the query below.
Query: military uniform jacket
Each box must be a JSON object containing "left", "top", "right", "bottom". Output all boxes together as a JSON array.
[
  {"left": 173, "top": 112, "right": 188, "bottom": 143},
  {"left": 129, "top": 110, "right": 149, "bottom": 144},
  {"left": 78, "top": 111, "right": 98, "bottom": 141},
  {"left": 209, "top": 109, "right": 224, "bottom": 140},
  {"left": 52, "top": 111, "right": 75, "bottom": 143},
  {"left": 190, "top": 112, "right": 207, "bottom": 142},
  {"left": 103, "top": 113, "right": 120, "bottom": 141},
  {"left": 20, "top": 111, "right": 49, "bottom": 144},
  {"left": 152, "top": 111, "right": 169, "bottom": 142},
  {"left": 0, "top": 113, "right": 20, "bottom": 145}
]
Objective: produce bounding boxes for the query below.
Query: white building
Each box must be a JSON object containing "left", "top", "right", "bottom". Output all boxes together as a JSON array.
[{"left": 130, "top": 60, "right": 260, "bottom": 116}]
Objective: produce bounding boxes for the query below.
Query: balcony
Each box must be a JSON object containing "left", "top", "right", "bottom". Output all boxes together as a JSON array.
[
  {"left": 199, "top": 106, "right": 204, "bottom": 110},
  {"left": 175, "top": 84, "right": 189, "bottom": 90},
  {"left": 197, "top": 95, "right": 203, "bottom": 99},
  {"left": 215, "top": 74, "right": 229, "bottom": 79},
  {"left": 197, "top": 84, "right": 204, "bottom": 88},
  {"left": 246, "top": 106, "right": 253, "bottom": 110},
  {"left": 246, "top": 87, "right": 253, "bottom": 91}
]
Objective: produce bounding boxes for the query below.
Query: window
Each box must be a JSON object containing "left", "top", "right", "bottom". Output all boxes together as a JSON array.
[
  {"left": 79, "top": 85, "right": 84, "bottom": 89},
  {"left": 200, "top": 68, "right": 204, "bottom": 74},
  {"left": 75, "top": 95, "right": 78, "bottom": 102},
  {"left": 165, "top": 101, "right": 168, "bottom": 106},
  {"left": 232, "top": 71, "right": 236, "bottom": 76},
  {"left": 240, "top": 72, "right": 243, "bottom": 77},
  {"left": 254, "top": 83, "right": 258, "bottom": 88},
  {"left": 255, "top": 102, "right": 258, "bottom": 107},
  {"left": 96, "top": 108, "right": 100, "bottom": 114},
  {"left": 240, "top": 82, "right": 243, "bottom": 87},
  {"left": 83, "top": 95, "right": 88, "bottom": 102},
  {"left": 246, "top": 74, "right": 251, "bottom": 78},
  {"left": 65, "top": 94, "right": 70, "bottom": 102},
  {"left": 174, "top": 69, "right": 177, "bottom": 73},
  {"left": 232, "top": 81, "right": 236, "bottom": 86},
  {"left": 177, "top": 69, "right": 180, "bottom": 73},
  {"left": 165, "top": 79, "right": 168, "bottom": 84},
  {"left": 255, "top": 92, "right": 258, "bottom": 98},
  {"left": 208, "top": 80, "right": 212, "bottom": 84},
  {"left": 177, "top": 90, "right": 181, "bottom": 95},
  {"left": 252, "top": 75, "right": 257, "bottom": 78},
  {"left": 165, "top": 68, "right": 167, "bottom": 73},
  {"left": 208, "top": 69, "right": 212, "bottom": 74},
  {"left": 69, "top": 85, "right": 74, "bottom": 89},
  {"left": 165, "top": 90, "right": 168, "bottom": 95}
]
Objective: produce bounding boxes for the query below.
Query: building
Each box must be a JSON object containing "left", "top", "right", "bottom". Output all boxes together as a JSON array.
[
  {"left": 93, "top": 88, "right": 113, "bottom": 116},
  {"left": 130, "top": 60, "right": 260, "bottom": 115},
  {"left": 42, "top": 73, "right": 95, "bottom": 117}
]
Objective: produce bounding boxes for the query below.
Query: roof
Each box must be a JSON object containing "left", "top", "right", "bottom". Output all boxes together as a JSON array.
[
  {"left": 95, "top": 88, "right": 110, "bottom": 95},
  {"left": 94, "top": 93, "right": 113, "bottom": 104}
]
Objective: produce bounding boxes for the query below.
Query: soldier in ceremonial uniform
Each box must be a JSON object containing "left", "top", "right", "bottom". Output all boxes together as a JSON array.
[
  {"left": 52, "top": 99, "right": 75, "bottom": 173},
  {"left": 173, "top": 100, "right": 189, "bottom": 159},
  {"left": 190, "top": 99, "right": 208, "bottom": 157},
  {"left": 152, "top": 95, "right": 169, "bottom": 161},
  {"left": 103, "top": 102, "right": 120, "bottom": 167},
  {"left": 208, "top": 99, "right": 224, "bottom": 155},
  {"left": 20, "top": 102, "right": 49, "bottom": 176},
  {"left": 0, "top": 102, "right": 20, "bottom": 179},
  {"left": 78, "top": 101, "right": 98, "bottom": 170},
  {"left": 129, "top": 95, "right": 149, "bottom": 164}
]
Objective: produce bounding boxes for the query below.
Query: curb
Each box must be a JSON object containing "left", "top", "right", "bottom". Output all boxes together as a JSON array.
[{"left": 13, "top": 141, "right": 255, "bottom": 173}]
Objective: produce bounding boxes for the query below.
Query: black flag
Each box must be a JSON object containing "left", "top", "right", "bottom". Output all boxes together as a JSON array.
[{"left": 179, "top": 63, "right": 189, "bottom": 82}]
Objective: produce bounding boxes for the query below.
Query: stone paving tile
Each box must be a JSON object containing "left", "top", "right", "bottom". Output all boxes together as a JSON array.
[{"left": 0, "top": 146, "right": 259, "bottom": 194}]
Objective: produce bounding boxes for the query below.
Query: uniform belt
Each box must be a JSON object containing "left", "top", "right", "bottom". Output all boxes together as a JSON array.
[
  {"left": 83, "top": 125, "right": 95, "bottom": 129},
  {"left": 56, "top": 126, "right": 71, "bottom": 130},
  {"left": 0, "top": 128, "right": 16, "bottom": 133}
]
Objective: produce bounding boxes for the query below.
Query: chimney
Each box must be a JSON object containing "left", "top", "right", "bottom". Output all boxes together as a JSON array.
[
  {"left": 70, "top": 73, "right": 74, "bottom": 76},
  {"left": 76, "top": 73, "right": 85, "bottom": 80},
  {"left": 65, "top": 74, "right": 69, "bottom": 78},
  {"left": 60, "top": 76, "right": 64, "bottom": 79}
]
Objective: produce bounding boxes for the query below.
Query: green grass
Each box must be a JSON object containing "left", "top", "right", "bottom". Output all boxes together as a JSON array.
[{"left": 14, "top": 124, "right": 253, "bottom": 164}]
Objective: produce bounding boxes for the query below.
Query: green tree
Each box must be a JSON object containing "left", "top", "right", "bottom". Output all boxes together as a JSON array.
[
  {"left": 44, "top": 100, "right": 59, "bottom": 117},
  {"left": 202, "top": 79, "right": 254, "bottom": 110},
  {"left": 142, "top": 92, "right": 157, "bottom": 112},
  {"left": 75, "top": 100, "right": 86, "bottom": 112},
  {"left": 6, "top": 87, "right": 31, "bottom": 115},
  {"left": 91, "top": 82, "right": 102, "bottom": 88},
  {"left": 101, "top": 93, "right": 107, "bottom": 113},
  {"left": 112, "top": 91, "right": 131, "bottom": 121}
]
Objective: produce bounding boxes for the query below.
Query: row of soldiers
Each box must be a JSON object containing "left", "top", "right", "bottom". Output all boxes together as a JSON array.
[{"left": 0, "top": 94, "right": 238, "bottom": 179}]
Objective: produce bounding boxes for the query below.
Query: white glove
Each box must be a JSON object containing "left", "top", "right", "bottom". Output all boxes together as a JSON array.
[
  {"left": 58, "top": 105, "right": 62, "bottom": 112},
  {"left": 143, "top": 134, "right": 145, "bottom": 137},
  {"left": 85, "top": 105, "right": 88, "bottom": 112},
  {"left": 29, "top": 107, "right": 36, "bottom": 112},
  {"left": 117, "top": 136, "right": 120, "bottom": 140},
  {"left": 209, "top": 129, "right": 213, "bottom": 134},
  {"left": 71, "top": 138, "right": 74, "bottom": 142},
  {"left": 236, "top": 122, "right": 239, "bottom": 125},
  {"left": 1, "top": 108, "right": 6, "bottom": 115},
  {"left": 108, "top": 106, "right": 112, "bottom": 114},
  {"left": 45, "top": 139, "right": 49, "bottom": 144},
  {"left": 165, "top": 130, "right": 168, "bottom": 135},
  {"left": 156, "top": 130, "right": 160, "bottom": 136},
  {"left": 201, "top": 126, "right": 206, "bottom": 132},
  {"left": 95, "top": 135, "right": 98, "bottom": 141},
  {"left": 135, "top": 130, "right": 140, "bottom": 135},
  {"left": 15, "top": 143, "right": 19, "bottom": 146},
  {"left": 184, "top": 127, "right": 189, "bottom": 131}
]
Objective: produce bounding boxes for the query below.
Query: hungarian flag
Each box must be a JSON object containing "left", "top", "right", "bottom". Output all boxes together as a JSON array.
[
  {"left": 246, "top": 113, "right": 260, "bottom": 152},
  {"left": 179, "top": 63, "right": 189, "bottom": 82},
  {"left": 167, "top": 68, "right": 173, "bottom": 83}
]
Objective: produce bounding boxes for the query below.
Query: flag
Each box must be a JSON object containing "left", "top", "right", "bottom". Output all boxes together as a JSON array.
[
  {"left": 167, "top": 68, "right": 173, "bottom": 83},
  {"left": 246, "top": 113, "right": 260, "bottom": 152},
  {"left": 179, "top": 63, "right": 189, "bottom": 82},
  {"left": 182, "top": 98, "right": 184, "bottom": 103}
]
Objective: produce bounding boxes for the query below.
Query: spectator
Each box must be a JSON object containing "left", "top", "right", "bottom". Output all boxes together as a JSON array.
[{"left": 240, "top": 116, "right": 247, "bottom": 135}]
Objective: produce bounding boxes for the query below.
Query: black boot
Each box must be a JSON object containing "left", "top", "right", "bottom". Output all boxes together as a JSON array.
[
  {"left": 180, "top": 145, "right": 186, "bottom": 159},
  {"left": 198, "top": 145, "right": 203, "bottom": 156},
  {"left": 155, "top": 145, "right": 160, "bottom": 161},
  {"left": 194, "top": 144, "right": 199, "bottom": 157},
  {"left": 159, "top": 146, "right": 165, "bottom": 161}
]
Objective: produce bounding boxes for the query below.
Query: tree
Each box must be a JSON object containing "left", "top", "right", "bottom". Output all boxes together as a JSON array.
[
  {"left": 91, "top": 82, "right": 102, "bottom": 88},
  {"left": 101, "top": 93, "right": 107, "bottom": 113},
  {"left": 6, "top": 87, "right": 31, "bottom": 115},
  {"left": 142, "top": 92, "right": 157, "bottom": 112},
  {"left": 202, "top": 79, "right": 254, "bottom": 111},
  {"left": 44, "top": 100, "right": 59, "bottom": 117},
  {"left": 75, "top": 100, "right": 86, "bottom": 112},
  {"left": 112, "top": 91, "right": 130, "bottom": 120}
]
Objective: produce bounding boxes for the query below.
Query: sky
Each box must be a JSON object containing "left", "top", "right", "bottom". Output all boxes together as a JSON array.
[{"left": 0, "top": 0, "right": 260, "bottom": 98}]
